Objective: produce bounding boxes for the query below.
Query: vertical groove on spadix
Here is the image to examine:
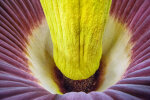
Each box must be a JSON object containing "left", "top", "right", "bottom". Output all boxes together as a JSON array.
[
  {"left": 40, "top": 0, "right": 112, "bottom": 80},
  {"left": 0, "top": 0, "right": 150, "bottom": 100}
]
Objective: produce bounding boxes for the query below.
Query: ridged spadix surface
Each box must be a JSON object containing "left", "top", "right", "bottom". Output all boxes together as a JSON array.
[
  {"left": 40, "top": 0, "right": 111, "bottom": 80},
  {"left": 0, "top": 0, "right": 150, "bottom": 100}
]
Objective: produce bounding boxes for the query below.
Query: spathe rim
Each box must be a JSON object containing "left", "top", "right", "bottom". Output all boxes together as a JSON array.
[{"left": 0, "top": 0, "right": 150, "bottom": 99}]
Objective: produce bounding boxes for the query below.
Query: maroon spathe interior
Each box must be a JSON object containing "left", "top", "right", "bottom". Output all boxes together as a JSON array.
[{"left": 0, "top": 0, "right": 150, "bottom": 100}]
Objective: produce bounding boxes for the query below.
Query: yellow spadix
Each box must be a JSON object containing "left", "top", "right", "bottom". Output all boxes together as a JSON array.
[{"left": 40, "top": 0, "right": 111, "bottom": 80}]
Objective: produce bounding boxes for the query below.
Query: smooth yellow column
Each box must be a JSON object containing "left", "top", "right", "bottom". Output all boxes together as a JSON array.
[{"left": 40, "top": 0, "right": 111, "bottom": 80}]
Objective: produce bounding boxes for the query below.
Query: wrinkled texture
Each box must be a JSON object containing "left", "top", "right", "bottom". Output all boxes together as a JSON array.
[
  {"left": 0, "top": 0, "right": 150, "bottom": 100},
  {"left": 40, "top": 0, "right": 111, "bottom": 80}
]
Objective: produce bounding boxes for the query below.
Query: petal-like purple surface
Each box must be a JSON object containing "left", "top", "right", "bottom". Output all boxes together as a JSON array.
[{"left": 0, "top": 0, "right": 150, "bottom": 100}]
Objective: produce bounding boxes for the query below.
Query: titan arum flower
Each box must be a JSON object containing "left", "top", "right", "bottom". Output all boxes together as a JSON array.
[{"left": 0, "top": 0, "right": 150, "bottom": 100}]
